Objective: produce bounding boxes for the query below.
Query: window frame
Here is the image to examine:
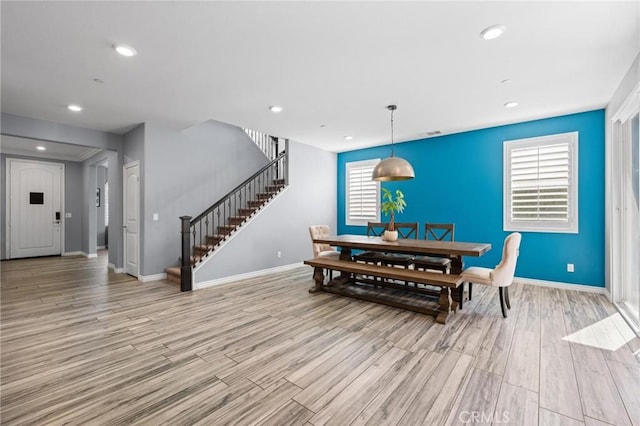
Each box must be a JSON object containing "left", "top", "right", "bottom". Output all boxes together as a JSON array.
[
  {"left": 503, "top": 131, "right": 579, "bottom": 234},
  {"left": 345, "top": 159, "right": 381, "bottom": 226}
]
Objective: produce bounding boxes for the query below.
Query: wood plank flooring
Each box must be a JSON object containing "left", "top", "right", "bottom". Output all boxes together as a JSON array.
[{"left": 1, "top": 253, "right": 639, "bottom": 425}]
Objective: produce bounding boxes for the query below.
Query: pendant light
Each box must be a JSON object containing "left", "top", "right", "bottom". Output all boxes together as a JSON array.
[{"left": 372, "top": 105, "right": 415, "bottom": 181}]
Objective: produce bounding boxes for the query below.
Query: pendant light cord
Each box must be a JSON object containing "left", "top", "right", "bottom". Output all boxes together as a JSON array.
[
  {"left": 388, "top": 104, "right": 397, "bottom": 157},
  {"left": 390, "top": 108, "right": 395, "bottom": 157}
]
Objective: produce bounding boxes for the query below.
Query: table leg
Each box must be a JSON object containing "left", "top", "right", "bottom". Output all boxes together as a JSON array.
[
  {"left": 308, "top": 266, "right": 325, "bottom": 293},
  {"left": 339, "top": 247, "right": 352, "bottom": 261},
  {"left": 436, "top": 286, "right": 459, "bottom": 324},
  {"left": 339, "top": 247, "right": 353, "bottom": 280},
  {"left": 450, "top": 256, "right": 464, "bottom": 275}
]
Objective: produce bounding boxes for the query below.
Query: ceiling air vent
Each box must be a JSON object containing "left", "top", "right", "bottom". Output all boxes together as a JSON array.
[{"left": 425, "top": 130, "right": 442, "bottom": 137}]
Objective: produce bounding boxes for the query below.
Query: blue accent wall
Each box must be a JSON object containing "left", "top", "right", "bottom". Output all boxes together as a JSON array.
[{"left": 337, "top": 110, "right": 605, "bottom": 287}]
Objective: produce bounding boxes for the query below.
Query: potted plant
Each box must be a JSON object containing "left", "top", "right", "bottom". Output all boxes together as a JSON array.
[{"left": 380, "top": 188, "right": 407, "bottom": 241}]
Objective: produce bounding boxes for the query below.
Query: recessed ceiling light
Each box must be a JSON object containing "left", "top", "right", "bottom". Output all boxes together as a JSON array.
[
  {"left": 480, "top": 24, "right": 506, "bottom": 40},
  {"left": 68, "top": 104, "right": 83, "bottom": 112},
  {"left": 344, "top": 136, "right": 353, "bottom": 140},
  {"left": 501, "top": 79, "right": 512, "bottom": 84},
  {"left": 113, "top": 44, "right": 137, "bottom": 57},
  {"left": 504, "top": 101, "right": 519, "bottom": 108},
  {"left": 269, "top": 105, "right": 283, "bottom": 113},
  {"left": 36, "top": 146, "right": 46, "bottom": 151}
]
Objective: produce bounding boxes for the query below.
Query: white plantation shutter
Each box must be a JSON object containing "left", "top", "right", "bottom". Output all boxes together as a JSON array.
[
  {"left": 346, "top": 159, "right": 380, "bottom": 226},
  {"left": 504, "top": 132, "right": 578, "bottom": 233}
]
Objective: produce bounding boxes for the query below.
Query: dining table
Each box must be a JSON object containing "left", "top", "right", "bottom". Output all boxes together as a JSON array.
[{"left": 307, "top": 234, "right": 492, "bottom": 323}]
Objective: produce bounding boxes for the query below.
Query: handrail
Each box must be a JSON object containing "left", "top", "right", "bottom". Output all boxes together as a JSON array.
[{"left": 190, "top": 150, "right": 286, "bottom": 225}]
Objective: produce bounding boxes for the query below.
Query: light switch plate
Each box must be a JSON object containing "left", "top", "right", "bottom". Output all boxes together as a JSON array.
[{"left": 153, "top": 213, "right": 159, "bottom": 221}]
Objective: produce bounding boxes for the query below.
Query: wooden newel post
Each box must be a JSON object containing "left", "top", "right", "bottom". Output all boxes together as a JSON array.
[{"left": 180, "top": 216, "right": 193, "bottom": 292}]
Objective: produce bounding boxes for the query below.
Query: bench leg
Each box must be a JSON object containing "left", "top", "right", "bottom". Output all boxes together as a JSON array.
[
  {"left": 309, "top": 266, "right": 325, "bottom": 293},
  {"left": 436, "top": 287, "right": 458, "bottom": 324}
]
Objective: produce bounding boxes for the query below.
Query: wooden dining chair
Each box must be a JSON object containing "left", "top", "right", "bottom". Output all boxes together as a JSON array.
[
  {"left": 377, "top": 222, "right": 419, "bottom": 268},
  {"left": 460, "top": 232, "right": 521, "bottom": 317},
  {"left": 352, "top": 222, "right": 386, "bottom": 264},
  {"left": 413, "top": 223, "right": 455, "bottom": 273}
]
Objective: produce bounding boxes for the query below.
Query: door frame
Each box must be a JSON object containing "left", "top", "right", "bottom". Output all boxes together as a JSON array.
[
  {"left": 123, "top": 160, "right": 140, "bottom": 278},
  {"left": 609, "top": 81, "right": 640, "bottom": 331},
  {"left": 5, "top": 157, "right": 65, "bottom": 258}
]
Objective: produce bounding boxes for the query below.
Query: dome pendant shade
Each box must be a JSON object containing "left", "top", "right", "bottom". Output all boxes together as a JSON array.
[
  {"left": 372, "top": 104, "right": 415, "bottom": 182},
  {"left": 371, "top": 156, "right": 415, "bottom": 181}
]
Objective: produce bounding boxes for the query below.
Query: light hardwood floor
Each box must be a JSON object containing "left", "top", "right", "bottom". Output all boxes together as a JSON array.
[{"left": 1, "top": 254, "right": 638, "bottom": 425}]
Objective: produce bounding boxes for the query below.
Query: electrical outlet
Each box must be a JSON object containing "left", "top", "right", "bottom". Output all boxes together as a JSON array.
[
  {"left": 277, "top": 251, "right": 282, "bottom": 258},
  {"left": 153, "top": 213, "right": 159, "bottom": 221},
  {"left": 567, "top": 263, "right": 574, "bottom": 273},
  {"left": 65, "top": 212, "right": 72, "bottom": 218}
]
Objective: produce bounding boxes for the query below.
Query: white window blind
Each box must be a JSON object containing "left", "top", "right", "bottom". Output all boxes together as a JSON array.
[
  {"left": 504, "top": 132, "right": 578, "bottom": 233},
  {"left": 346, "top": 159, "right": 380, "bottom": 226}
]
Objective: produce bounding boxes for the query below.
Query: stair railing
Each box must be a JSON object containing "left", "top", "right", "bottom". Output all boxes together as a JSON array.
[
  {"left": 243, "top": 128, "right": 282, "bottom": 161},
  {"left": 180, "top": 142, "right": 288, "bottom": 291}
]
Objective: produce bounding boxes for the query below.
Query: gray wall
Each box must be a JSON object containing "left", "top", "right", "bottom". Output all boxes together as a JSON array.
[
  {"left": 142, "top": 119, "right": 268, "bottom": 276},
  {"left": 1, "top": 113, "right": 121, "bottom": 150},
  {"left": 1, "top": 154, "right": 83, "bottom": 258},
  {"left": 194, "top": 140, "right": 337, "bottom": 282},
  {"left": 1, "top": 113, "right": 124, "bottom": 267}
]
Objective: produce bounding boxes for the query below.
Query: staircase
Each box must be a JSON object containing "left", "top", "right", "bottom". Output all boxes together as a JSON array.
[{"left": 166, "top": 132, "right": 288, "bottom": 290}]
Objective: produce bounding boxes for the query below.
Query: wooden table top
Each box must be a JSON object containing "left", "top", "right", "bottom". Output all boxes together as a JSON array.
[{"left": 313, "top": 234, "right": 491, "bottom": 257}]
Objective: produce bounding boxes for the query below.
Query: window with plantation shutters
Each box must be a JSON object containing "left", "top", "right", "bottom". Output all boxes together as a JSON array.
[
  {"left": 504, "top": 132, "right": 578, "bottom": 233},
  {"left": 346, "top": 159, "right": 380, "bottom": 226}
]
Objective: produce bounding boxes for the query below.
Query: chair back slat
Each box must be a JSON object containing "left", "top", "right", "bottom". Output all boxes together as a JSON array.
[
  {"left": 394, "top": 222, "right": 418, "bottom": 239},
  {"left": 366, "top": 222, "right": 418, "bottom": 239},
  {"left": 425, "top": 223, "right": 455, "bottom": 241},
  {"left": 365, "top": 222, "right": 387, "bottom": 237}
]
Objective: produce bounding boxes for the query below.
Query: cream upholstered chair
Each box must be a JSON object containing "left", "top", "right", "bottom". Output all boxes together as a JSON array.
[
  {"left": 308, "top": 225, "right": 339, "bottom": 279},
  {"left": 460, "top": 232, "right": 521, "bottom": 318}
]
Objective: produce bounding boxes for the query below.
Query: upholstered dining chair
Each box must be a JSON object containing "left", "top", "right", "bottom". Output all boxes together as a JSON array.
[
  {"left": 460, "top": 232, "right": 522, "bottom": 318},
  {"left": 308, "top": 225, "right": 340, "bottom": 279}
]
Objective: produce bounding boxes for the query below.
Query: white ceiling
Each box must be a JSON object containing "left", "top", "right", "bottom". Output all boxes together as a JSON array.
[{"left": 1, "top": 1, "right": 638, "bottom": 153}]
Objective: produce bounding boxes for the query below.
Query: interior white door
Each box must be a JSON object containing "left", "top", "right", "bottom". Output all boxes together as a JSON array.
[
  {"left": 123, "top": 162, "right": 140, "bottom": 277},
  {"left": 8, "top": 159, "right": 63, "bottom": 258}
]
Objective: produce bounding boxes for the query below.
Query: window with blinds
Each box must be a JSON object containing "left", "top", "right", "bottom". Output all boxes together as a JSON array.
[
  {"left": 346, "top": 159, "right": 380, "bottom": 226},
  {"left": 504, "top": 132, "right": 578, "bottom": 233}
]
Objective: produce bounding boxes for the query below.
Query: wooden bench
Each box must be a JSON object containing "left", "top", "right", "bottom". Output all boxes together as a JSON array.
[{"left": 304, "top": 258, "right": 463, "bottom": 324}]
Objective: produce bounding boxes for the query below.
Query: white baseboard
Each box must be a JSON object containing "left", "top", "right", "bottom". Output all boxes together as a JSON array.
[
  {"left": 97, "top": 245, "right": 106, "bottom": 250},
  {"left": 63, "top": 251, "right": 83, "bottom": 256},
  {"left": 194, "top": 262, "right": 303, "bottom": 290},
  {"left": 139, "top": 273, "right": 167, "bottom": 282},
  {"left": 82, "top": 252, "right": 98, "bottom": 258},
  {"left": 515, "top": 276, "right": 606, "bottom": 294},
  {"left": 108, "top": 263, "right": 124, "bottom": 273}
]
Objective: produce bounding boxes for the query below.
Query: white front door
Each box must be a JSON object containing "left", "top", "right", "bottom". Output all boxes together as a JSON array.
[
  {"left": 123, "top": 162, "right": 140, "bottom": 277},
  {"left": 7, "top": 159, "right": 64, "bottom": 258}
]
